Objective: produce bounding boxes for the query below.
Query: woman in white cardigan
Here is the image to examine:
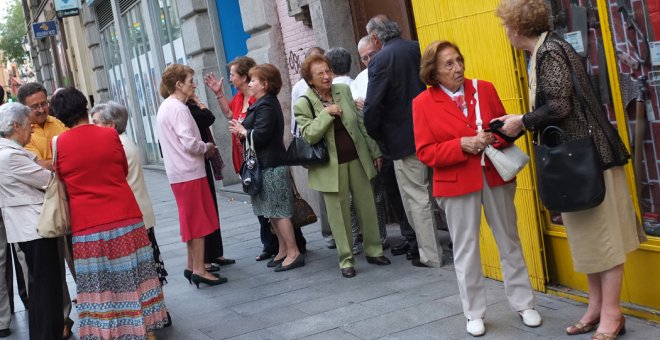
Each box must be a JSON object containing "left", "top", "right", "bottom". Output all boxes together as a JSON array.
[{"left": 0, "top": 103, "right": 64, "bottom": 339}]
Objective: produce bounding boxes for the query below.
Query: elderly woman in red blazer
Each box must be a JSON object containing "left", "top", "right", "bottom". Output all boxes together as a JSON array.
[{"left": 412, "top": 41, "right": 540, "bottom": 337}]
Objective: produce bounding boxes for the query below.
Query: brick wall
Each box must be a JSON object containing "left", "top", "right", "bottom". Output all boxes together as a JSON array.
[{"left": 276, "top": 0, "right": 316, "bottom": 87}]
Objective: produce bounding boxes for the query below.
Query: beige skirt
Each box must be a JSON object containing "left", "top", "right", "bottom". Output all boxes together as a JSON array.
[{"left": 562, "top": 166, "right": 647, "bottom": 274}]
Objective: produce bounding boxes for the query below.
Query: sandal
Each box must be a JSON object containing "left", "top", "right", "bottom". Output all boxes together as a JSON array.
[
  {"left": 204, "top": 263, "right": 220, "bottom": 272},
  {"left": 255, "top": 252, "right": 274, "bottom": 261},
  {"left": 566, "top": 318, "right": 599, "bottom": 335},
  {"left": 63, "top": 319, "right": 74, "bottom": 340}
]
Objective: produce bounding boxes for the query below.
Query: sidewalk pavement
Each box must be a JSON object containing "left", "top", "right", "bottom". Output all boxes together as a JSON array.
[{"left": 7, "top": 169, "right": 660, "bottom": 339}]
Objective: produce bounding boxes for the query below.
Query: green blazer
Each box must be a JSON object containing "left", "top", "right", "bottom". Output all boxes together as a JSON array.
[{"left": 293, "top": 83, "right": 382, "bottom": 193}]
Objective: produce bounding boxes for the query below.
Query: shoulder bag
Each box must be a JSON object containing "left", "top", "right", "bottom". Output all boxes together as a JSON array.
[
  {"left": 532, "top": 45, "right": 605, "bottom": 212},
  {"left": 37, "top": 135, "right": 71, "bottom": 238},
  {"left": 473, "top": 79, "right": 530, "bottom": 181},
  {"left": 286, "top": 95, "right": 329, "bottom": 165},
  {"left": 289, "top": 170, "right": 317, "bottom": 228},
  {"left": 240, "top": 131, "right": 263, "bottom": 196}
]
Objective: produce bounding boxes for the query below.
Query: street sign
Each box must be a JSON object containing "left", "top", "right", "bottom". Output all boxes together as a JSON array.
[
  {"left": 32, "top": 21, "right": 58, "bottom": 39},
  {"left": 55, "top": 0, "right": 80, "bottom": 18}
]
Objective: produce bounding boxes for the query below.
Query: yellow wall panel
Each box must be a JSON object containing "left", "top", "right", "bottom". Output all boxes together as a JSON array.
[{"left": 411, "top": 0, "right": 546, "bottom": 291}]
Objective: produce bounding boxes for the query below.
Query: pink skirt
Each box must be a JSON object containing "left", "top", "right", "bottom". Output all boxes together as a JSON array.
[{"left": 171, "top": 177, "right": 220, "bottom": 242}]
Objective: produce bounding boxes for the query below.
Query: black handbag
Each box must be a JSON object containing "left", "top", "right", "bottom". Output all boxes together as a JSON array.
[
  {"left": 534, "top": 126, "right": 605, "bottom": 212},
  {"left": 240, "top": 131, "right": 262, "bottom": 196},
  {"left": 286, "top": 95, "right": 329, "bottom": 165},
  {"left": 533, "top": 44, "right": 606, "bottom": 212}
]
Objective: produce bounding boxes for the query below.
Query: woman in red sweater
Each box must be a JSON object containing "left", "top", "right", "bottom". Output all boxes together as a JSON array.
[{"left": 51, "top": 88, "right": 168, "bottom": 340}]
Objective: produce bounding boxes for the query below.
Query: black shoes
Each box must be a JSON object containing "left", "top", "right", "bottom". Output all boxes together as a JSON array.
[
  {"left": 391, "top": 241, "right": 410, "bottom": 256},
  {"left": 274, "top": 255, "right": 305, "bottom": 272},
  {"left": 326, "top": 238, "right": 337, "bottom": 249},
  {"left": 406, "top": 248, "right": 420, "bottom": 260},
  {"left": 341, "top": 267, "right": 356, "bottom": 278},
  {"left": 0, "top": 329, "right": 9, "bottom": 338},
  {"left": 210, "top": 258, "right": 236, "bottom": 266},
  {"left": 191, "top": 273, "right": 228, "bottom": 288},
  {"left": 366, "top": 256, "right": 391, "bottom": 265},
  {"left": 184, "top": 269, "right": 220, "bottom": 284},
  {"left": 267, "top": 257, "right": 285, "bottom": 268}
]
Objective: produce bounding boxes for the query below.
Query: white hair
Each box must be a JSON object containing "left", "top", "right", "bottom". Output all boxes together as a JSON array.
[{"left": 0, "top": 103, "right": 30, "bottom": 137}]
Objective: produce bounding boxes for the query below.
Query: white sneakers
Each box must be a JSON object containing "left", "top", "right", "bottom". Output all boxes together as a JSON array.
[
  {"left": 519, "top": 309, "right": 542, "bottom": 327},
  {"left": 466, "top": 318, "right": 486, "bottom": 337},
  {"left": 466, "top": 309, "right": 542, "bottom": 336}
]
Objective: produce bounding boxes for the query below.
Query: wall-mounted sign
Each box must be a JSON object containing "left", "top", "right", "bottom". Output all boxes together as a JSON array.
[
  {"left": 32, "top": 21, "right": 58, "bottom": 39},
  {"left": 564, "top": 31, "right": 585, "bottom": 55},
  {"left": 649, "top": 41, "right": 660, "bottom": 66},
  {"left": 55, "top": 0, "right": 80, "bottom": 18}
]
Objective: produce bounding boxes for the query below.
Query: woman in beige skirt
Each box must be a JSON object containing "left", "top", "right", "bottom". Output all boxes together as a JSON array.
[{"left": 495, "top": 1, "right": 647, "bottom": 339}]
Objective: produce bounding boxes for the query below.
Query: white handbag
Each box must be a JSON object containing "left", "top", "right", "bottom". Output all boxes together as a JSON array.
[
  {"left": 473, "top": 79, "right": 529, "bottom": 181},
  {"left": 36, "top": 135, "right": 70, "bottom": 238}
]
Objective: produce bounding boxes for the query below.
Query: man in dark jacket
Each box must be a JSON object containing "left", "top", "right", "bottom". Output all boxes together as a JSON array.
[{"left": 363, "top": 15, "right": 442, "bottom": 268}]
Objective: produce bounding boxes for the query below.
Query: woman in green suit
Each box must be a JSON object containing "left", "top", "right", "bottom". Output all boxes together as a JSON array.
[{"left": 293, "top": 54, "right": 390, "bottom": 278}]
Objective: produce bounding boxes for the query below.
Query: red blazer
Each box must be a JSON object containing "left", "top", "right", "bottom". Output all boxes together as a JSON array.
[{"left": 413, "top": 79, "right": 512, "bottom": 197}]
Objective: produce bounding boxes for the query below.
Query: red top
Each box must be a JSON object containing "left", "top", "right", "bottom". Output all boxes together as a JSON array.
[
  {"left": 55, "top": 125, "right": 142, "bottom": 235},
  {"left": 413, "top": 79, "right": 512, "bottom": 197},
  {"left": 230, "top": 91, "right": 256, "bottom": 173}
]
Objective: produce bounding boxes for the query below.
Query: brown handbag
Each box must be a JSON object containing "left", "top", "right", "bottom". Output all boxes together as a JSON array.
[{"left": 289, "top": 170, "right": 317, "bottom": 228}]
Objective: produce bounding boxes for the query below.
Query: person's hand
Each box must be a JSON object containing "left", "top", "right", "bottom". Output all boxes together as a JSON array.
[
  {"left": 189, "top": 94, "right": 207, "bottom": 109},
  {"left": 461, "top": 131, "right": 494, "bottom": 155},
  {"left": 327, "top": 104, "right": 343, "bottom": 117},
  {"left": 228, "top": 119, "right": 247, "bottom": 138},
  {"left": 491, "top": 114, "right": 524, "bottom": 137},
  {"left": 204, "top": 72, "right": 225, "bottom": 98},
  {"left": 355, "top": 98, "right": 365, "bottom": 112},
  {"left": 37, "top": 159, "right": 53, "bottom": 171},
  {"left": 374, "top": 157, "right": 383, "bottom": 172},
  {"left": 204, "top": 143, "right": 217, "bottom": 159}
]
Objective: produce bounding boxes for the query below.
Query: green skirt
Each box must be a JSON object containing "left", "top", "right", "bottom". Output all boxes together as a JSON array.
[{"left": 251, "top": 165, "right": 293, "bottom": 219}]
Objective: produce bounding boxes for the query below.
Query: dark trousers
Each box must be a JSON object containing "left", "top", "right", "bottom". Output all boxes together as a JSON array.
[
  {"left": 18, "top": 238, "right": 63, "bottom": 340},
  {"left": 5, "top": 244, "right": 28, "bottom": 311},
  {"left": 204, "top": 160, "right": 224, "bottom": 261},
  {"left": 259, "top": 216, "right": 306, "bottom": 254},
  {"left": 381, "top": 158, "right": 417, "bottom": 248}
]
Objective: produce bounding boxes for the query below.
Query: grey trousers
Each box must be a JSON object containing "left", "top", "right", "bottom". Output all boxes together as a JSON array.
[
  {"left": 438, "top": 172, "right": 534, "bottom": 320},
  {"left": 0, "top": 224, "right": 10, "bottom": 330},
  {"left": 393, "top": 154, "right": 442, "bottom": 267}
]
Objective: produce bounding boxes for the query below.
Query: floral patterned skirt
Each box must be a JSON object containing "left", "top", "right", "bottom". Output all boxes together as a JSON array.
[
  {"left": 251, "top": 166, "right": 293, "bottom": 219},
  {"left": 73, "top": 222, "right": 168, "bottom": 339}
]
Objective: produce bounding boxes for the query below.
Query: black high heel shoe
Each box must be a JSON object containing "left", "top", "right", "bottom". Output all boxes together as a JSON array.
[
  {"left": 274, "top": 255, "right": 305, "bottom": 272},
  {"left": 184, "top": 269, "right": 220, "bottom": 284},
  {"left": 191, "top": 273, "right": 228, "bottom": 288}
]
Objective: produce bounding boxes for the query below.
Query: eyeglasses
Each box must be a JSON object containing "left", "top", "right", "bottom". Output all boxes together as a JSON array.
[
  {"left": 28, "top": 100, "right": 49, "bottom": 111},
  {"left": 360, "top": 51, "right": 377, "bottom": 64}
]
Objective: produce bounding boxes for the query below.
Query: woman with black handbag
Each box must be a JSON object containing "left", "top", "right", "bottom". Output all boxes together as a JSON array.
[
  {"left": 495, "top": 1, "right": 647, "bottom": 339},
  {"left": 293, "top": 54, "right": 389, "bottom": 279},
  {"left": 228, "top": 64, "right": 304, "bottom": 272}
]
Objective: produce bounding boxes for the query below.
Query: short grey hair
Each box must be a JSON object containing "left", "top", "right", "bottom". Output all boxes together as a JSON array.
[
  {"left": 366, "top": 15, "right": 401, "bottom": 43},
  {"left": 0, "top": 103, "right": 30, "bottom": 137},
  {"left": 325, "top": 47, "right": 351, "bottom": 75},
  {"left": 357, "top": 35, "right": 372, "bottom": 51},
  {"left": 91, "top": 101, "right": 129, "bottom": 134}
]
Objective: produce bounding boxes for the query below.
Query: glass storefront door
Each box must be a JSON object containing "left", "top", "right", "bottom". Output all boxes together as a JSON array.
[{"left": 123, "top": 3, "right": 162, "bottom": 163}]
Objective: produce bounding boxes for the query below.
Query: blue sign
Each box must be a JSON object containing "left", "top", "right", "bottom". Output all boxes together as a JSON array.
[
  {"left": 32, "top": 21, "right": 58, "bottom": 39},
  {"left": 55, "top": 0, "right": 80, "bottom": 18}
]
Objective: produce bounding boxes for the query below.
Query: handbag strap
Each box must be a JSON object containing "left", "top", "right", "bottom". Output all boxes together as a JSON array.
[
  {"left": 52, "top": 135, "right": 60, "bottom": 178},
  {"left": 292, "top": 95, "right": 317, "bottom": 133},
  {"left": 288, "top": 169, "right": 302, "bottom": 198},
  {"left": 472, "top": 79, "right": 487, "bottom": 166}
]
